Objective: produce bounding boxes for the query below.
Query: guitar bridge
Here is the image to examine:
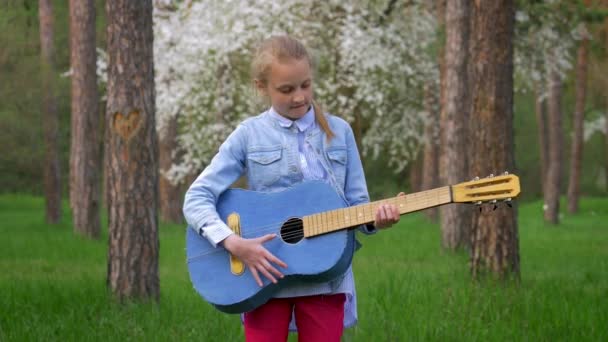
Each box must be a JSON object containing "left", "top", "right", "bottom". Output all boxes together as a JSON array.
[{"left": 227, "top": 213, "right": 245, "bottom": 276}]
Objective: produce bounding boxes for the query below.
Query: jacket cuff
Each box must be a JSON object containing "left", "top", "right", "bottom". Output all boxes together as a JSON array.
[{"left": 196, "top": 219, "right": 234, "bottom": 248}]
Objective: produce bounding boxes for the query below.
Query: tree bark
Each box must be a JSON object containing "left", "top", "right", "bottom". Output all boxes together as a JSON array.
[
  {"left": 468, "top": 0, "right": 520, "bottom": 279},
  {"left": 605, "top": 16, "right": 608, "bottom": 193},
  {"left": 605, "top": 108, "right": 608, "bottom": 192},
  {"left": 159, "top": 113, "right": 183, "bottom": 224},
  {"left": 39, "top": 0, "right": 61, "bottom": 224},
  {"left": 105, "top": 0, "right": 159, "bottom": 301},
  {"left": 567, "top": 38, "right": 589, "bottom": 214},
  {"left": 421, "top": 83, "right": 439, "bottom": 222},
  {"left": 69, "top": 0, "right": 101, "bottom": 238},
  {"left": 535, "top": 86, "right": 548, "bottom": 197},
  {"left": 439, "top": 0, "right": 471, "bottom": 250},
  {"left": 409, "top": 151, "right": 423, "bottom": 194},
  {"left": 544, "top": 68, "right": 563, "bottom": 224}
]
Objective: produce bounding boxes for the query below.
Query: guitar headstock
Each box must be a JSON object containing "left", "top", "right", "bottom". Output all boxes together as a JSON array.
[{"left": 451, "top": 173, "right": 520, "bottom": 203}]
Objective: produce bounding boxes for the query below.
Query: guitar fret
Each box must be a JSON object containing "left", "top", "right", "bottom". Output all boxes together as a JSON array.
[
  {"left": 320, "top": 211, "right": 325, "bottom": 234},
  {"left": 332, "top": 209, "right": 337, "bottom": 232},
  {"left": 319, "top": 212, "right": 323, "bottom": 235}
]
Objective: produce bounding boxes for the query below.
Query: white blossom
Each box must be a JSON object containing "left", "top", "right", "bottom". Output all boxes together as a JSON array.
[{"left": 151, "top": 0, "right": 439, "bottom": 181}]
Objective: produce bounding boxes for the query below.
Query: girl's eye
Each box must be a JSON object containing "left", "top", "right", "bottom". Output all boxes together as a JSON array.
[
  {"left": 302, "top": 82, "right": 310, "bottom": 89},
  {"left": 279, "top": 87, "right": 293, "bottom": 94}
]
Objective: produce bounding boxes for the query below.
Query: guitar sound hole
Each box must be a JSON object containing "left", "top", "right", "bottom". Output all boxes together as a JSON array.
[{"left": 280, "top": 218, "right": 304, "bottom": 244}]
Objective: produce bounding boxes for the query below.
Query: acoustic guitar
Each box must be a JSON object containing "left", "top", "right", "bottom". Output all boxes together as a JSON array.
[{"left": 186, "top": 174, "right": 520, "bottom": 313}]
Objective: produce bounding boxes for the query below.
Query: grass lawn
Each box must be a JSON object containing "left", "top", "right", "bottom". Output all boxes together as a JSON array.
[{"left": 1, "top": 195, "right": 607, "bottom": 341}]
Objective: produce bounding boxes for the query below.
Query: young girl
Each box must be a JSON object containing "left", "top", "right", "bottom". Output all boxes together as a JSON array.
[{"left": 183, "top": 35, "right": 402, "bottom": 341}]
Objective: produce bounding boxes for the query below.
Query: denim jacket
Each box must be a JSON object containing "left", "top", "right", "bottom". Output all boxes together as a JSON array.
[{"left": 183, "top": 109, "right": 374, "bottom": 248}]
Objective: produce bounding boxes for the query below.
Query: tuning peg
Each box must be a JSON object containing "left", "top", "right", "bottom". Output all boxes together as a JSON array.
[
  {"left": 503, "top": 198, "right": 513, "bottom": 208},
  {"left": 490, "top": 199, "right": 498, "bottom": 211},
  {"left": 488, "top": 173, "right": 494, "bottom": 178},
  {"left": 503, "top": 171, "right": 509, "bottom": 175},
  {"left": 472, "top": 176, "right": 480, "bottom": 181}
]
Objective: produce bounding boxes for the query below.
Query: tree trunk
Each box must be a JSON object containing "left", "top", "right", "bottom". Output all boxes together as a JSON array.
[
  {"left": 439, "top": 0, "right": 471, "bottom": 250},
  {"left": 468, "top": 0, "right": 520, "bottom": 279},
  {"left": 409, "top": 151, "right": 423, "bottom": 194},
  {"left": 604, "top": 6, "right": 608, "bottom": 193},
  {"left": 544, "top": 68, "right": 563, "bottom": 224},
  {"left": 159, "top": 113, "right": 183, "bottom": 224},
  {"left": 421, "top": 83, "right": 439, "bottom": 222},
  {"left": 69, "top": 0, "right": 101, "bottom": 238},
  {"left": 39, "top": 0, "right": 61, "bottom": 224},
  {"left": 436, "top": 0, "right": 447, "bottom": 168},
  {"left": 535, "top": 86, "right": 548, "bottom": 197},
  {"left": 605, "top": 108, "right": 608, "bottom": 192},
  {"left": 105, "top": 0, "right": 159, "bottom": 301},
  {"left": 567, "top": 38, "right": 589, "bottom": 214}
]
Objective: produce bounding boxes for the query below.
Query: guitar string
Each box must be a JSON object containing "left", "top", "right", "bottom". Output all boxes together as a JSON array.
[
  {"left": 237, "top": 192, "right": 447, "bottom": 238},
  {"left": 228, "top": 192, "right": 446, "bottom": 239},
  {"left": 212, "top": 184, "right": 499, "bottom": 238},
  {"left": 240, "top": 195, "right": 418, "bottom": 234},
  {"left": 189, "top": 187, "right": 500, "bottom": 260},
  {"left": 189, "top": 192, "right": 449, "bottom": 260}
]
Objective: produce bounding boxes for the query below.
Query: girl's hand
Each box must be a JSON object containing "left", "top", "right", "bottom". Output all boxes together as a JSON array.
[
  {"left": 222, "top": 234, "right": 288, "bottom": 287},
  {"left": 374, "top": 192, "right": 405, "bottom": 229}
]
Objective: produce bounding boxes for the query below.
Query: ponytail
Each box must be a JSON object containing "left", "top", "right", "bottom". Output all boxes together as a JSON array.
[{"left": 313, "top": 101, "right": 334, "bottom": 141}]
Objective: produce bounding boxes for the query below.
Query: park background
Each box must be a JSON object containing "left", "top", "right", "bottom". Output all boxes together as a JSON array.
[{"left": 1, "top": 0, "right": 607, "bottom": 340}]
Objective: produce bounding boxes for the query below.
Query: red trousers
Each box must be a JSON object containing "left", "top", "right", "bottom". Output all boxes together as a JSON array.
[{"left": 244, "top": 293, "right": 346, "bottom": 342}]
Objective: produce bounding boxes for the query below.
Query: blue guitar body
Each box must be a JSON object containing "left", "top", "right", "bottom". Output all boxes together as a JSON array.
[{"left": 186, "top": 181, "right": 356, "bottom": 314}]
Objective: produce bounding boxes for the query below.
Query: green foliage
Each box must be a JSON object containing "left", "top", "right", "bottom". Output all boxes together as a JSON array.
[{"left": 1, "top": 195, "right": 606, "bottom": 340}]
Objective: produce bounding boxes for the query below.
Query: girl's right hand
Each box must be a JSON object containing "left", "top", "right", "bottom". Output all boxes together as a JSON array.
[{"left": 221, "top": 234, "right": 288, "bottom": 287}]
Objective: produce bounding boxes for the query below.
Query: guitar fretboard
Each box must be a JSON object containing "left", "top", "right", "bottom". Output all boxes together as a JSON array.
[{"left": 302, "top": 186, "right": 452, "bottom": 237}]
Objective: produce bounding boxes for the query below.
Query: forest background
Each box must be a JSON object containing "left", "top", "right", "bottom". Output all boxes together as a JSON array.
[{"left": 1, "top": 0, "right": 607, "bottom": 340}]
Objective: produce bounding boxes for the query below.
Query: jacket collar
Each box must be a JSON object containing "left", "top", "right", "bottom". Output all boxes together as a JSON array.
[{"left": 268, "top": 106, "right": 315, "bottom": 132}]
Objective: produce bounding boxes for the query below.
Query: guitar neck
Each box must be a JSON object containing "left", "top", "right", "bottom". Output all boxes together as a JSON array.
[{"left": 302, "top": 186, "right": 452, "bottom": 238}]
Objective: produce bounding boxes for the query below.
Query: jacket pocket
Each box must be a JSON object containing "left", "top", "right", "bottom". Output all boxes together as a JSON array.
[
  {"left": 326, "top": 146, "right": 347, "bottom": 187},
  {"left": 247, "top": 145, "right": 283, "bottom": 189}
]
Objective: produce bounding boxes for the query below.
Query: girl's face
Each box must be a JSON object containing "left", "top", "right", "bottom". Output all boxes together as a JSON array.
[{"left": 256, "top": 58, "right": 313, "bottom": 120}]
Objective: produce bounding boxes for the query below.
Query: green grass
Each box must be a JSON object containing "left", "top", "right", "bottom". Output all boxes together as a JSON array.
[{"left": 1, "top": 195, "right": 607, "bottom": 341}]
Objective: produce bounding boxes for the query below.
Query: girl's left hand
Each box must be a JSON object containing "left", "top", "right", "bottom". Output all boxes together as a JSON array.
[{"left": 374, "top": 192, "right": 405, "bottom": 229}]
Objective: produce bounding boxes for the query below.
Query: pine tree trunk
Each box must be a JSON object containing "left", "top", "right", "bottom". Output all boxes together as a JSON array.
[
  {"left": 409, "top": 151, "right": 423, "bottom": 194},
  {"left": 535, "top": 87, "right": 548, "bottom": 197},
  {"left": 468, "top": 0, "right": 520, "bottom": 279},
  {"left": 544, "top": 68, "right": 563, "bottom": 224},
  {"left": 39, "top": 0, "right": 61, "bottom": 224},
  {"left": 439, "top": 0, "right": 470, "bottom": 250},
  {"left": 567, "top": 38, "right": 589, "bottom": 214},
  {"left": 605, "top": 110, "right": 608, "bottom": 192},
  {"left": 105, "top": 0, "right": 159, "bottom": 301},
  {"left": 421, "top": 83, "right": 439, "bottom": 222},
  {"left": 69, "top": 0, "right": 101, "bottom": 238},
  {"left": 159, "top": 113, "right": 183, "bottom": 224}
]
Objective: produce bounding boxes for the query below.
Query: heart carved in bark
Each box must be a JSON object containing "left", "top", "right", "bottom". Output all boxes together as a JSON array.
[{"left": 113, "top": 110, "right": 141, "bottom": 140}]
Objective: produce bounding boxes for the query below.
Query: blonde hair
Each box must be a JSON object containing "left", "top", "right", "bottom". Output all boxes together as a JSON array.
[{"left": 251, "top": 35, "right": 334, "bottom": 140}]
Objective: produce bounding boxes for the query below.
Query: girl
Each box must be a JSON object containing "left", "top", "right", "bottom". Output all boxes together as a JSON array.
[{"left": 183, "top": 35, "right": 401, "bottom": 342}]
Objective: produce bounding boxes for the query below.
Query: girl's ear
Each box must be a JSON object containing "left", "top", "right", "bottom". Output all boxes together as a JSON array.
[{"left": 254, "top": 79, "right": 267, "bottom": 96}]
